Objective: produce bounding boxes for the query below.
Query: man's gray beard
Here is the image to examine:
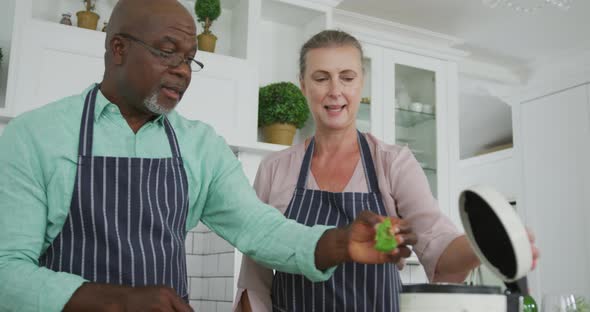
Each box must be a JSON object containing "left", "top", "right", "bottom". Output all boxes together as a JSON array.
[{"left": 143, "top": 90, "right": 176, "bottom": 115}]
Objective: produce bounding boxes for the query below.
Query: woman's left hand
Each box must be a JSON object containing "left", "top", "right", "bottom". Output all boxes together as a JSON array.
[{"left": 527, "top": 228, "right": 540, "bottom": 269}]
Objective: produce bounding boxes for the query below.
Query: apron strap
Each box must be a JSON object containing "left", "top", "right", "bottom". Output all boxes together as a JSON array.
[
  {"left": 77, "top": 84, "right": 182, "bottom": 158},
  {"left": 295, "top": 137, "right": 315, "bottom": 189},
  {"left": 78, "top": 84, "right": 99, "bottom": 157},
  {"left": 296, "top": 131, "right": 380, "bottom": 193},
  {"left": 357, "top": 130, "right": 380, "bottom": 194},
  {"left": 163, "top": 118, "right": 182, "bottom": 158}
]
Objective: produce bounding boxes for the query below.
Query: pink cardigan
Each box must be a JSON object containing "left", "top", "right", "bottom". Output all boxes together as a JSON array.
[{"left": 232, "top": 133, "right": 461, "bottom": 312}]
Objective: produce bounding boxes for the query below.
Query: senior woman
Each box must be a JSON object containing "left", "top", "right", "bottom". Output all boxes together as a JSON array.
[{"left": 233, "top": 30, "right": 538, "bottom": 312}]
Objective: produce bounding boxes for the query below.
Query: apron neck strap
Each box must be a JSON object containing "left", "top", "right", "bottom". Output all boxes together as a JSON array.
[
  {"left": 77, "top": 84, "right": 182, "bottom": 158},
  {"left": 296, "top": 130, "right": 380, "bottom": 193}
]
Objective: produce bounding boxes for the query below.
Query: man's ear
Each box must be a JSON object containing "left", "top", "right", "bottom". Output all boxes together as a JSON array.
[{"left": 109, "top": 35, "right": 127, "bottom": 65}]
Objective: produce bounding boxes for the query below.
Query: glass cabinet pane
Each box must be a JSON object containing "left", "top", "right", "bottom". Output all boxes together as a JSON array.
[
  {"left": 394, "top": 64, "right": 437, "bottom": 197},
  {"left": 357, "top": 57, "right": 372, "bottom": 133}
]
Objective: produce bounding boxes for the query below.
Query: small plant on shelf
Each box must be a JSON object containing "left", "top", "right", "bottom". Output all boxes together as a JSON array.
[
  {"left": 194, "top": 0, "right": 221, "bottom": 53},
  {"left": 77, "top": 0, "right": 100, "bottom": 31},
  {"left": 576, "top": 296, "right": 589, "bottom": 312},
  {"left": 258, "top": 82, "right": 309, "bottom": 145}
]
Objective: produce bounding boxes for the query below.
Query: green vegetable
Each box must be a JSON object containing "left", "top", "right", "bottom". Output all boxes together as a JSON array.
[
  {"left": 523, "top": 295, "right": 538, "bottom": 312},
  {"left": 374, "top": 218, "right": 398, "bottom": 252},
  {"left": 577, "top": 295, "right": 589, "bottom": 312}
]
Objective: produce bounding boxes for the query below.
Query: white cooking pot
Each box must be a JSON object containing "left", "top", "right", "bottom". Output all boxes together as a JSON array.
[{"left": 400, "top": 185, "right": 534, "bottom": 312}]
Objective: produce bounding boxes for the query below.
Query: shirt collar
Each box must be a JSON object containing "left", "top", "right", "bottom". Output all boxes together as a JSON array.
[{"left": 83, "top": 84, "right": 166, "bottom": 125}]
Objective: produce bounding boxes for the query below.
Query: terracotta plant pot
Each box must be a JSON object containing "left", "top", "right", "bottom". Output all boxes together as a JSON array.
[
  {"left": 197, "top": 32, "right": 217, "bottom": 53},
  {"left": 77, "top": 11, "right": 100, "bottom": 30},
  {"left": 262, "top": 123, "right": 297, "bottom": 146}
]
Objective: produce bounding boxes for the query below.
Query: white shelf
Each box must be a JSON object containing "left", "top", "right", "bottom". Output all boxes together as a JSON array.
[
  {"left": 30, "top": 0, "right": 251, "bottom": 60},
  {"left": 257, "top": 0, "right": 329, "bottom": 86},
  {"left": 230, "top": 141, "right": 290, "bottom": 154}
]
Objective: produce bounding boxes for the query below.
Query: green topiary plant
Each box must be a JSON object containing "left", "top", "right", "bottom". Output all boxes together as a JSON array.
[
  {"left": 83, "top": 0, "right": 96, "bottom": 11},
  {"left": 258, "top": 82, "right": 309, "bottom": 129},
  {"left": 194, "top": 0, "right": 221, "bottom": 35}
]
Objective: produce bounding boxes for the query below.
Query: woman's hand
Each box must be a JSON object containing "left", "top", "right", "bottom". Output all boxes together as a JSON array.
[{"left": 527, "top": 228, "right": 540, "bottom": 269}]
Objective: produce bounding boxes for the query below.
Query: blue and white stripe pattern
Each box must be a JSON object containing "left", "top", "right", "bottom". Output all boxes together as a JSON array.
[
  {"left": 271, "top": 131, "right": 401, "bottom": 312},
  {"left": 39, "top": 84, "right": 190, "bottom": 300}
]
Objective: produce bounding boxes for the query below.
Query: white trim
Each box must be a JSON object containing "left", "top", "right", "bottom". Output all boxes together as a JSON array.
[
  {"left": 506, "top": 50, "right": 590, "bottom": 104},
  {"left": 333, "top": 10, "right": 468, "bottom": 61},
  {"left": 509, "top": 71, "right": 590, "bottom": 105},
  {"left": 303, "top": 0, "right": 343, "bottom": 7},
  {"left": 458, "top": 148, "right": 513, "bottom": 169},
  {"left": 229, "top": 141, "right": 289, "bottom": 154},
  {"left": 334, "top": 9, "right": 463, "bottom": 47},
  {"left": 271, "top": 0, "right": 333, "bottom": 13},
  {"left": 459, "top": 58, "right": 524, "bottom": 86}
]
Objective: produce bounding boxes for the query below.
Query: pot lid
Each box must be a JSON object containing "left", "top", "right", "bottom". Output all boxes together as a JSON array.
[
  {"left": 459, "top": 185, "right": 533, "bottom": 282},
  {"left": 402, "top": 283, "right": 501, "bottom": 295}
]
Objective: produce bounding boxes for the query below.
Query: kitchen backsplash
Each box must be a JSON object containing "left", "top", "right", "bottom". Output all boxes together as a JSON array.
[{"left": 185, "top": 222, "right": 234, "bottom": 312}]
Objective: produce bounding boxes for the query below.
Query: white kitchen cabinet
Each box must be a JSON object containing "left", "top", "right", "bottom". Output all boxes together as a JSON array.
[
  {"left": 0, "top": 0, "right": 257, "bottom": 145},
  {"left": 513, "top": 83, "right": 590, "bottom": 300},
  {"left": 346, "top": 41, "right": 456, "bottom": 218}
]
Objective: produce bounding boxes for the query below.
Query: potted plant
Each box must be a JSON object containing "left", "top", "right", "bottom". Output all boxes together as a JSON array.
[
  {"left": 258, "top": 82, "right": 310, "bottom": 145},
  {"left": 77, "top": 0, "right": 99, "bottom": 31},
  {"left": 194, "top": 0, "right": 221, "bottom": 53}
]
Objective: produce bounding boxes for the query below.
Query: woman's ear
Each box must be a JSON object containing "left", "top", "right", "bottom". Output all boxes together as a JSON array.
[{"left": 300, "top": 79, "right": 306, "bottom": 95}]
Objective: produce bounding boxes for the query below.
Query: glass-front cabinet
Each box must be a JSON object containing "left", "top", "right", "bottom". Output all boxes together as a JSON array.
[
  {"left": 356, "top": 43, "right": 384, "bottom": 137},
  {"left": 359, "top": 43, "right": 450, "bottom": 216},
  {"left": 385, "top": 49, "right": 448, "bottom": 209},
  {"left": 392, "top": 63, "right": 438, "bottom": 197}
]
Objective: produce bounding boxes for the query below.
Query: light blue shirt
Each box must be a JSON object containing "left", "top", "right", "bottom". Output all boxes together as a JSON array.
[{"left": 0, "top": 85, "right": 335, "bottom": 311}]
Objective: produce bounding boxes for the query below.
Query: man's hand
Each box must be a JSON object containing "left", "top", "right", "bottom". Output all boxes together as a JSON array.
[
  {"left": 315, "top": 210, "right": 417, "bottom": 270},
  {"left": 348, "top": 210, "right": 417, "bottom": 264},
  {"left": 64, "top": 283, "right": 193, "bottom": 312}
]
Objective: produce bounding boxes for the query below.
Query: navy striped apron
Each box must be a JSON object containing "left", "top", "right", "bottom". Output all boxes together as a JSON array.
[
  {"left": 271, "top": 131, "right": 401, "bottom": 312},
  {"left": 39, "top": 85, "right": 189, "bottom": 300}
]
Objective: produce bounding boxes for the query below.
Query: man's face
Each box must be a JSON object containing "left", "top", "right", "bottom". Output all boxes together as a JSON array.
[{"left": 120, "top": 7, "right": 197, "bottom": 115}]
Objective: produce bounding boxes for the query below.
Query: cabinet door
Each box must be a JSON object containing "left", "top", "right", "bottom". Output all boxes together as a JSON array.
[
  {"left": 356, "top": 42, "right": 384, "bottom": 140},
  {"left": 519, "top": 84, "right": 590, "bottom": 299},
  {"left": 382, "top": 50, "right": 449, "bottom": 215},
  {"left": 6, "top": 20, "right": 105, "bottom": 117}
]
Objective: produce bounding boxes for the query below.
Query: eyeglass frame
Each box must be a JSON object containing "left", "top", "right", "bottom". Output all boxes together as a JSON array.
[{"left": 116, "top": 32, "right": 204, "bottom": 72}]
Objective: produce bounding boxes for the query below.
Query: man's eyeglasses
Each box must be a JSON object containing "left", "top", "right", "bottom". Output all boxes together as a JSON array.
[{"left": 117, "top": 33, "right": 204, "bottom": 72}]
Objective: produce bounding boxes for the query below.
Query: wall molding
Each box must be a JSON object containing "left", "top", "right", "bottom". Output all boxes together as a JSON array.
[{"left": 333, "top": 9, "right": 468, "bottom": 61}]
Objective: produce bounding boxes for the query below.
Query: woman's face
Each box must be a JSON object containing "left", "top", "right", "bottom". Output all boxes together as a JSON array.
[{"left": 300, "top": 45, "right": 364, "bottom": 132}]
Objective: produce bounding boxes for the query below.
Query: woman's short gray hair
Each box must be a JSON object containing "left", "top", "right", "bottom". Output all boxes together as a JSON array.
[{"left": 299, "top": 30, "right": 364, "bottom": 79}]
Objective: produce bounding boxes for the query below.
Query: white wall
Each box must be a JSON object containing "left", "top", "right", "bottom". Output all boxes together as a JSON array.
[
  {"left": 516, "top": 83, "right": 590, "bottom": 301},
  {"left": 0, "top": 120, "right": 7, "bottom": 135}
]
